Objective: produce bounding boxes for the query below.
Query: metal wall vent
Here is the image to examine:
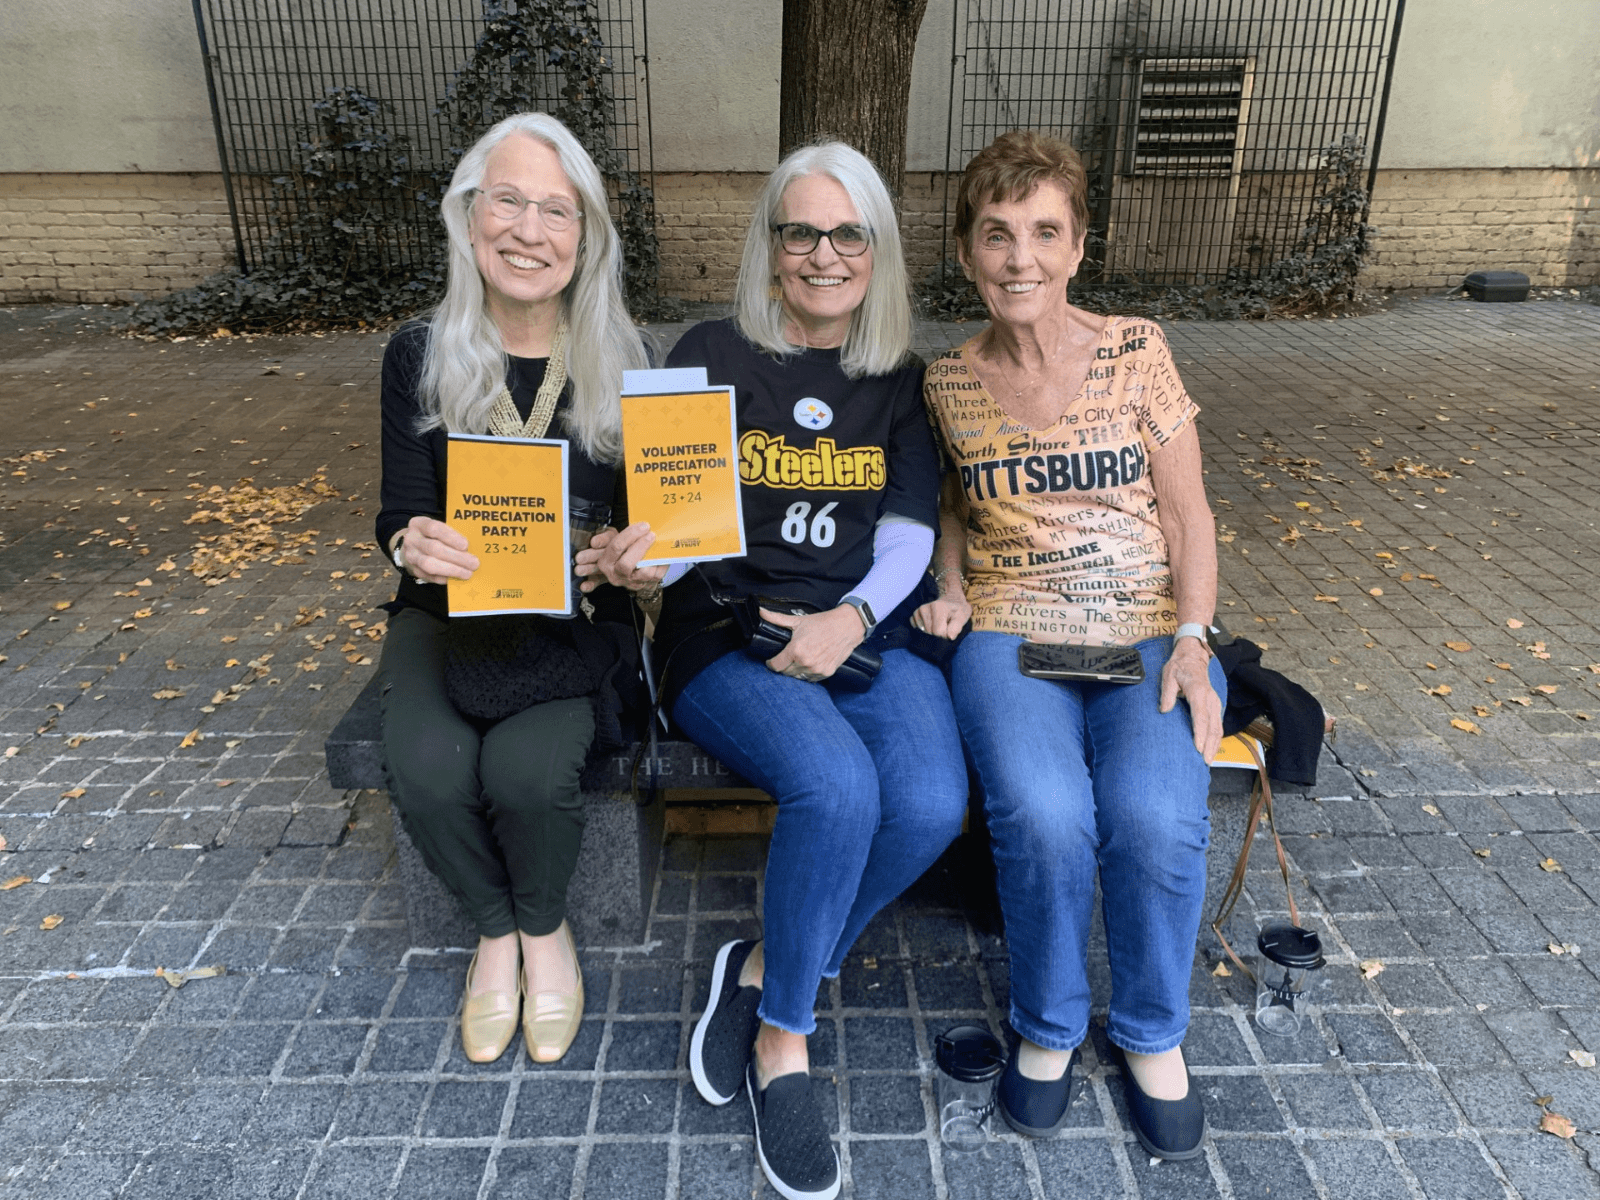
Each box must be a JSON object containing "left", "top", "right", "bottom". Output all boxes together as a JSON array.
[{"left": 1124, "top": 57, "right": 1254, "bottom": 176}]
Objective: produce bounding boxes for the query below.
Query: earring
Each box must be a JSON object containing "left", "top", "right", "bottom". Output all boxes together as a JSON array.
[{"left": 768, "top": 280, "right": 783, "bottom": 302}]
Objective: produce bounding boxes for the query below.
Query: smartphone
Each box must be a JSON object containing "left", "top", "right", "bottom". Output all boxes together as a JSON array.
[{"left": 1017, "top": 643, "right": 1145, "bottom": 685}]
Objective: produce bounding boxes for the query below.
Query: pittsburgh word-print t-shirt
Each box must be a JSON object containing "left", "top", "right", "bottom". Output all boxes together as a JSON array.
[{"left": 923, "top": 316, "right": 1198, "bottom": 647}]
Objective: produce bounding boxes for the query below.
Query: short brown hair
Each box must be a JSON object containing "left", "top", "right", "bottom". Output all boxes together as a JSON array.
[{"left": 953, "top": 130, "right": 1089, "bottom": 251}]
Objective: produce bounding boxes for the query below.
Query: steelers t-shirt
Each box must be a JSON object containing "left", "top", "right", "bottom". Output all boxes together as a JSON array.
[
  {"left": 654, "top": 319, "right": 939, "bottom": 701},
  {"left": 922, "top": 317, "right": 1198, "bottom": 647}
]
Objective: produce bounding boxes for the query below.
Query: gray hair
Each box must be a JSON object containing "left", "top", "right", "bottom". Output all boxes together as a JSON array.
[
  {"left": 732, "top": 142, "right": 913, "bottom": 378},
  {"left": 418, "top": 112, "right": 646, "bottom": 462}
]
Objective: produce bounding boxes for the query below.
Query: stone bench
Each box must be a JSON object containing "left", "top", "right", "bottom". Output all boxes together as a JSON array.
[
  {"left": 324, "top": 675, "right": 751, "bottom": 948},
  {"left": 327, "top": 673, "right": 1313, "bottom": 952}
]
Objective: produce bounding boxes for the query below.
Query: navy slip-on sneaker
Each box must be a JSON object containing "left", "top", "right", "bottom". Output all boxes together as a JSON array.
[
  {"left": 995, "top": 1046, "right": 1081, "bottom": 1138},
  {"left": 747, "top": 1063, "right": 841, "bottom": 1200},
  {"left": 689, "top": 938, "right": 763, "bottom": 1106},
  {"left": 1119, "top": 1054, "right": 1206, "bottom": 1160}
]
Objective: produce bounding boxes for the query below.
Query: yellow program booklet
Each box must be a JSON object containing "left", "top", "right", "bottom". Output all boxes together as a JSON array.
[
  {"left": 445, "top": 434, "right": 570, "bottom": 617},
  {"left": 622, "top": 385, "right": 746, "bottom": 565}
]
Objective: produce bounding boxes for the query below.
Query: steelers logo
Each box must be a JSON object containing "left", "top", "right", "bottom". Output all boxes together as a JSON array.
[{"left": 793, "top": 397, "right": 833, "bottom": 430}]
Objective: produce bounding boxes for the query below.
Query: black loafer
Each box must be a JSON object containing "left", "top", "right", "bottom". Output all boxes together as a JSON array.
[
  {"left": 690, "top": 939, "right": 763, "bottom": 1106},
  {"left": 995, "top": 1046, "right": 1081, "bottom": 1138},
  {"left": 1119, "top": 1053, "right": 1206, "bottom": 1160},
  {"left": 747, "top": 1063, "right": 841, "bottom": 1200}
]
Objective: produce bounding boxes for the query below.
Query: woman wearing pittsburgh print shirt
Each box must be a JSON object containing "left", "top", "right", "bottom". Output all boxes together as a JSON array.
[
  {"left": 582, "top": 143, "right": 965, "bottom": 1200},
  {"left": 916, "top": 130, "right": 1225, "bottom": 1160}
]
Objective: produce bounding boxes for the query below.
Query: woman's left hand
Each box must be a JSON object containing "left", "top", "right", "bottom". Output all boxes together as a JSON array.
[
  {"left": 1159, "top": 638, "right": 1223, "bottom": 763},
  {"left": 762, "top": 606, "right": 865, "bottom": 682}
]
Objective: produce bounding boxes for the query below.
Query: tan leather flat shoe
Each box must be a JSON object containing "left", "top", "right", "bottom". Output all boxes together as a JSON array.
[
  {"left": 461, "top": 947, "right": 521, "bottom": 1063},
  {"left": 525, "top": 921, "right": 584, "bottom": 1063}
]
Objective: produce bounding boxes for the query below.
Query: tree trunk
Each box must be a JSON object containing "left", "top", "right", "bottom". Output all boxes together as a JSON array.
[{"left": 779, "top": 0, "right": 930, "bottom": 204}]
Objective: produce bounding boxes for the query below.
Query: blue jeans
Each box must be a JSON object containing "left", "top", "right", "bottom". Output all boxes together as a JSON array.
[
  {"left": 951, "top": 632, "right": 1226, "bottom": 1056},
  {"left": 673, "top": 648, "right": 968, "bottom": 1034}
]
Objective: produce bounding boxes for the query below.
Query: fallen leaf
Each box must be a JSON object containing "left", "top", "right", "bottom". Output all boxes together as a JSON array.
[
  {"left": 1541, "top": 1110, "right": 1577, "bottom": 1139},
  {"left": 1474, "top": 848, "right": 1491, "bottom": 858},
  {"left": 133, "top": 607, "right": 153, "bottom": 619},
  {"left": 1450, "top": 719, "right": 1480, "bottom": 734},
  {"left": 151, "top": 688, "right": 183, "bottom": 700},
  {"left": 0, "top": 835, "right": 5, "bottom": 852},
  {"left": 1368, "top": 587, "right": 1384, "bottom": 597},
  {"left": 1507, "top": 618, "right": 1524, "bottom": 629},
  {"left": 1579, "top": 713, "right": 1592, "bottom": 721},
  {"left": 188, "top": 607, "right": 210, "bottom": 615},
  {"left": 1570, "top": 1050, "right": 1597, "bottom": 1068},
  {"left": 52, "top": 600, "right": 72, "bottom": 611},
  {"left": 1535, "top": 685, "right": 1559, "bottom": 695},
  {"left": 1423, "top": 804, "right": 1441, "bottom": 816},
  {"left": 1314, "top": 594, "right": 1340, "bottom": 603},
  {"left": 1212, "top": 961, "right": 1232, "bottom": 977},
  {"left": 1535, "top": 1095, "right": 1556, "bottom": 1107},
  {"left": 179, "top": 729, "right": 201, "bottom": 749},
  {"left": 1496, "top": 662, "right": 1512, "bottom": 670},
  {"left": 1507, "top": 696, "right": 1532, "bottom": 707},
  {"left": 1, "top": 875, "right": 32, "bottom": 890},
  {"left": 3, "top": 747, "right": 17, "bottom": 758},
  {"left": 60, "top": 787, "right": 86, "bottom": 799},
  {"left": 135, "top": 577, "right": 153, "bottom": 587},
  {"left": 1550, "top": 943, "right": 1571, "bottom": 956},
  {"left": 1425, "top": 685, "right": 1453, "bottom": 697},
  {"left": 1360, "top": 959, "right": 1384, "bottom": 979},
  {"left": 1540, "top": 857, "right": 1563, "bottom": 873},
  {"left": 155, "top": 964, "right": 226, "bottom": 989},
  {"left": 39, "top": 914, "right": 63, "bottom": 930},
  {"left": 1445, "top": 641, "right": 1472, "bottom": 652}
]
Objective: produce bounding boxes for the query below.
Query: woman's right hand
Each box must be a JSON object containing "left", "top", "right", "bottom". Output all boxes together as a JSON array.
[
  {"left": 397, "top": 515, "right": 479, "bottom": 584},
  {"left": 913, "top": 592, "right": 972, "bottom": 639},
  {"left": 577, "top": 521, "right": 668, "bottom": 594}
]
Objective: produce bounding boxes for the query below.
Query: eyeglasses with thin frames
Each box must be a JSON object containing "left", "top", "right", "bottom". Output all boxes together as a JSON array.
[
  {"left": 475, "top": 186, "right": 583, "bottom": 232},
  {"left": 770, "top": 222, "right": 871, "bottom": 258}
]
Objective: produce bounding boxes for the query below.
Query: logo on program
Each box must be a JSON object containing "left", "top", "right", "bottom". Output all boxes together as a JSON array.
[{"left": 793, "top": 397, "right": 833, "bottom": 430}]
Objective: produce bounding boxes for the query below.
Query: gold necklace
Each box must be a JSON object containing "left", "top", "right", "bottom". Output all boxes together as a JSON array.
[
  {"left": 487, "top": 317, "right": 569, "bottom": 439},
  {"left": 983, "top": 328, "right": 1066, "bottom": 403}
]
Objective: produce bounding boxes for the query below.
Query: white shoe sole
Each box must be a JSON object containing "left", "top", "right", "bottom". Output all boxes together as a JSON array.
[
  {"left": 689, "top": 938, "right": 741, "bottom": 1106},
  {"left": 747, "top": 1077, "right": 842, "bottom": 1200}
]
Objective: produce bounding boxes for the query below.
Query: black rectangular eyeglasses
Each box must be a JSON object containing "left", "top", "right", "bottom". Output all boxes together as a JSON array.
[{"left": 770, "top": 222, "right": 871, "bottom": 257}]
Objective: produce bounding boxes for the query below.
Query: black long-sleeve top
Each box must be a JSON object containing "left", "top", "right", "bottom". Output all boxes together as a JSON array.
[{"left": 376, "top": 320, "right": 619, "bottom": 620}]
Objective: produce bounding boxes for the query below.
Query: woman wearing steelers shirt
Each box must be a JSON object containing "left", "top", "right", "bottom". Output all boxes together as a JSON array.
[
  {"left": 915, "top": 131, "right": 1226, "bottom": 1160},
  {"left": 581, "top": 142, "right": 964, "bottom": 1200}
]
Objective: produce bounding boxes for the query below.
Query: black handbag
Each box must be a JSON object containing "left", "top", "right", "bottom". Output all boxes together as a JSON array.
[{"left": 730, "top": 595, "right": 883, "bottom": 693}]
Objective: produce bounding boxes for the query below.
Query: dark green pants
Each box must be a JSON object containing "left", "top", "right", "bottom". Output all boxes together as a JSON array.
[{"left": 380, "top": 606, "right": 594, "bottom": 938}]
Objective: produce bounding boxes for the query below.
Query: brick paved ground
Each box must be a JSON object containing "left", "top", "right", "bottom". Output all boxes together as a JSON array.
[{"left": 1, "top": 297, "right": 1598, "bottom": 1199}]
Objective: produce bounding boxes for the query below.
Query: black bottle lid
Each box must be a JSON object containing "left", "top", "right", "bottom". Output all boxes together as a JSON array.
[
  {"left": 934, "top": 1025, "right": 1006, "bottom": 1083},
  {"left": 1257, "top": 923, "right": 1325, "bottom": 971}
]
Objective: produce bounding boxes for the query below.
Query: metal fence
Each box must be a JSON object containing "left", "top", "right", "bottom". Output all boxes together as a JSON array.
[
  {"left": 191, "top": 0, "right": 655, "bottom": 290},
  {"left": 942, "top": 0, "right": 1404, "bottom": 287}
]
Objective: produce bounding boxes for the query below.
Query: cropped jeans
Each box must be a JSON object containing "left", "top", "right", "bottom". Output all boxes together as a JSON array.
[
  {"left": 673, "top": 648, "right": 969, "bottom": 1035},
  {"left": 951, "top": 632, "right": 1225, "bottom": 1056}
]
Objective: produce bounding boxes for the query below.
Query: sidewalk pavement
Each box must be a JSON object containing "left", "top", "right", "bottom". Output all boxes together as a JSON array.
[{"left": 1, "top": 296, "right": 1598, "bottom": 1199}]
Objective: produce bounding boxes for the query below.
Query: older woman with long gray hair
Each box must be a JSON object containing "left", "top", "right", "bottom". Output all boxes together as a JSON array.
[
  {"left": 375, "top": 112, "right": 647, "bottom": 1066},
  {"left": 583, "top": 141, "right": 966, "bottom": 1200}
]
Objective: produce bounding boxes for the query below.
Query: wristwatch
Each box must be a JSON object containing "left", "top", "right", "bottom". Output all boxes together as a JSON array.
[
  {"left": 392, "top": 534, "right": 410, "bottom": 579},
  {"left": 841, "top": 595, "right": 878, "bottom": 639},
  {"left": 1175, "top": 622, "right": 1212, "bottom": 656}
]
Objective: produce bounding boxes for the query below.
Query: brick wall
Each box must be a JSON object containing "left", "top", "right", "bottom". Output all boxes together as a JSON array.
[
  {"left": 1362, "top": 167, "right": 1599, "bottom": 292},
  {"left": 0, "top": 173, "right": 235, "bottom": 304},
  {"left": 4, "top": 166, "right": 1592, "bottom": 307}
]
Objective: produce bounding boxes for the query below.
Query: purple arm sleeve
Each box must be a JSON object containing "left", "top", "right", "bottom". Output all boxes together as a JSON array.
[{"left": 842, "top": 517, "right": 934, "bottom": 621}]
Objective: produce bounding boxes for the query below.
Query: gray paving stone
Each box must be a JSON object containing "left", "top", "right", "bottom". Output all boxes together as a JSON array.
[
  {"left": 581, "top": 1141, "right": 670, "bottom": 1200},
  {"left": 1484, "top": 1133, "right": 1600, "bottom": 1200},
  {"left": 394, "top": 1147, "right": 490, "bottom": 1200},
  {"left": 1395, "top": 1137, "right": 1508, "bottom": 1200}
]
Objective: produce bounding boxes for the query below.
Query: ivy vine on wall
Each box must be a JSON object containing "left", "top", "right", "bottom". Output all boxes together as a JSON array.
[{"left": 131, "top": 0, "right": 671, "bottom": 334}]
